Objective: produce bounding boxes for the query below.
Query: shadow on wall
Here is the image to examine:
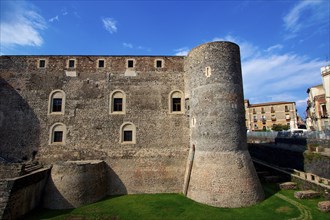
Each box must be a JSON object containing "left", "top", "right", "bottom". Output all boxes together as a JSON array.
[
  {"left": 0, "top": 77, "right": 40, "bottom": 162},
  {"left": 248, "top": 142, "right": 306, "bottom": 171},
  {"left": 107, "top": 165, "right": 128, "bottom": 195}
]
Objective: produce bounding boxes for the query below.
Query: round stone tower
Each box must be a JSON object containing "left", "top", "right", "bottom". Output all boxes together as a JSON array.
[{"left": 184, "top": 41, "right": 264, "bottom": 207}]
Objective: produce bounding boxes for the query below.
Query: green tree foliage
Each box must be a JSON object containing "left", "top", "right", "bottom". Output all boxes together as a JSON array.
[{"left": 272, "top": 124, "right": 290, "bottom": 131}]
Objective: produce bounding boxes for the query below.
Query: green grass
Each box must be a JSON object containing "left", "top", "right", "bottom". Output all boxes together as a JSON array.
[{"left": 25, "top": 184, "right": 329, "bottom": 220}]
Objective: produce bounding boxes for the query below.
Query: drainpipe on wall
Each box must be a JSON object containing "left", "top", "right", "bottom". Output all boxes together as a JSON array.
[{"left": 183, "top": 144, "right": 195, "bottom": 196}]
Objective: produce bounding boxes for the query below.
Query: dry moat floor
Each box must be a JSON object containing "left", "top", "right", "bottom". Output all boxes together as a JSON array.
[{"left": 26, "top": 184, "right": 329, "bottom": 220}]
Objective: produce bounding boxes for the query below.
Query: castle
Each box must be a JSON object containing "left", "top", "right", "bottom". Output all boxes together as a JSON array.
[{"left": 0, "top": 41, "right": 264, "bottom": 210}]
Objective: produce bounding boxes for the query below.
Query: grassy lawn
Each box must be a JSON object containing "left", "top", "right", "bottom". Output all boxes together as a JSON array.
[{"left": 26, "top": 184, "right": 329, "bottom": 220}]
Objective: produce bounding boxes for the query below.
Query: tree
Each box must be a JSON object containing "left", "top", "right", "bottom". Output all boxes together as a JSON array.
[{"left": 272, "top": 124, "right": 290, "bottom": 131}]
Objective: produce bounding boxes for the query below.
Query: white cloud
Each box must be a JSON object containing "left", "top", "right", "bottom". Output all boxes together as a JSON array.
[
  {"left": 212, "top": 34, "right": 326, "bottom": 115},
  {"left": 174, "top": 47, "right": 189, "bottom": 56},
  {"left": 49, "top": 15, "right": 59, "bottom": 22},
  {"left": 62, "top": 9, "right": 68, "bottom": 16},
  {"left": 265, "top": 44, "right": 283, "bottom": 52},
  {"left": 102, "top": 17, "right": 117, "bottom": 34},
  {"left": 0, "top": 2, "right": 47, "bottom": 47},
  {"left": 123, "top": 43, "right": 133, "bottom": 48},
  {"left": 296, "top": 98, "right": 308, "bottom": 107},
  {"left": 122, "top": 43, "right": 151, "bottom": 52},
  {"left": 213, "top": 35, "right": 260, "bottom": 60},
  {"left": 242, "top": 54, "right": 324, "bottom": 98},
  {"left": 283, "top": 0, "right": 328, "bottom": 38}
]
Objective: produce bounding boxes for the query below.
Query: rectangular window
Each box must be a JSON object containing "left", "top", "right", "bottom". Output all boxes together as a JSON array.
[
  {"left": 53, "top": 131, "right": 63, "bottom": 142},
  {"left": 285, "top": 105, "right": 289, "bottom": 112},
  {"left": 114, "top": 98, "right": 123, "bottom": 111},
  {"left": 98, "top": 60, "right": 105, "bottom": 68},
  {"left": 127, "top": 60, "right": 134, "bottom": 68},
  {"left": 52, "top": 98, "right": 62, "bottom": 112},
  {"left": 253, "top": 116, "right": 257, "bottom": 122},
  {"left": 261, "top": 107, "right": 265, "bottom": 113},
  {"left": 69, "top": 59, "right": 75, "bottom": 68},
  {"left": 172, "top": 98, "right": 181, "bottom": 111},
  {"left": 321, "top": 105, "right": 327, "bottom": 117},
  {"left": 39, "top": 59, "right": 46, "bottom": 68},
  {"left": 124, "top": 131, "right": 132, "bottom": 142},
  {"left": 271, "top": 107, "right": 275, "bottom": 113},
  {"left": 156, "top": 60, "right": 162, "bottom": 68},
  {"left": 253, "top": 108, "right": 256, "bottom": 114}
]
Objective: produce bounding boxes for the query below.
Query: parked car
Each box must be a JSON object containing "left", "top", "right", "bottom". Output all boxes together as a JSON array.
[{"left": 289, "top": 129, "right": 308, "bottom": 137}]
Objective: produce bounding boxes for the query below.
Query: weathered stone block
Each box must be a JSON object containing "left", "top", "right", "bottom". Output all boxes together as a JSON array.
[
  {"left": 294, "top": 190, "right": 320, "bottom": 199},
  {"left": 279, "top": 182, "right": 297, "bottom": 190},
  {"left": 318, "top": 201, "right": 330, "bottom": 212}
]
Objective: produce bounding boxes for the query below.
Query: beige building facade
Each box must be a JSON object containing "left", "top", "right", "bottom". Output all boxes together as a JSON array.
[
  {"left": 306, "top": 65, "right": 330, "bottom": 131},
  {"left": 245, "top": 100, "right": 298, "bottom": 131}
]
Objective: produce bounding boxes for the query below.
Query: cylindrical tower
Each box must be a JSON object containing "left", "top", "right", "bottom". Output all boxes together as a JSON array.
[{"left": 184, "top": 41, "right": 264, "bottom": 207}]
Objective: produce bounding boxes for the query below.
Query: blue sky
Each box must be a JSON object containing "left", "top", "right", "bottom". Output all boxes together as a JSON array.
[{"left": 1, "top": 0, "right": 329, "bottom": 117}]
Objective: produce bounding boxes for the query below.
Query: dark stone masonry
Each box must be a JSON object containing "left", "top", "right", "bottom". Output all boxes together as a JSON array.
[{"left": 0, "top": 42, "right": 264, "bottom": 214}]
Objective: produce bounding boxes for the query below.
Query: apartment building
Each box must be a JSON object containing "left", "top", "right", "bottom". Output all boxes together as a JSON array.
[
  {"left": 245, "top": 100, "right": 298, "bottom": 131},
  {"left": 306, "top": 65, "right": 330, "bottom": 131}
]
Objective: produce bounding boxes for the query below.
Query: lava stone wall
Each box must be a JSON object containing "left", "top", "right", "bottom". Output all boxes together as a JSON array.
[
  {"left": 0, "top": 168, "right": 50, "bottom": 219},
  {"left": 185, "top": 41, "right": 264, "bottom": 207},
  {"left": 43, "top": 160, "right": 107, "bottom": 209},
  {"left": 0, "top": 55, "right": 189, "bottom": 194}
]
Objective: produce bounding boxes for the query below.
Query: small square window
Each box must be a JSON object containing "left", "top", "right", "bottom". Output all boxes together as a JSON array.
[
  {"left": 127, "top": 60, "right": 134, "bottom": 68},
  {"left": 53, "top": 131, "right": 63, "bottom": 142},
  {"left": 98, "top": 60, "right": 105, "bottom": 68},
  {"left": 39, "top": 60, "right": 46, "bottom": 68},
  {"left": 156, "top": 60, "right": 162, "bottom": 68},
  {"left": 114, "top": 98, "right": 123, "bottom": 111},
  {"left": 69, "top": 59, "right": 75, "bottom": 68},
  {"left": 172, "top": 98, "right": 181, "bottom": 112},
  {"left": 52, "top": 98, "right": 62, "bottom": 112},
  {"left": 124, "top": 130, "right": 133, "bottom": 142}
]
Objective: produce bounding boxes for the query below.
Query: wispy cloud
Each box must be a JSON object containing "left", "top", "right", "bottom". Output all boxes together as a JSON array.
[
  {"left": 122, "top": 43, "right": 151, "bottom": 52},
  {"left": 0, "top": 1, "right": 47, "bottom": 48},
  {"left": 102, "top": 17, "right": 117, "bottom": 34},
  {"left": 212, "top": 34, "right": 326, "bottom": 115},
  {"left": 62, "top": 8, "right": 68, "bottom": 16},
  {"left": 283, "top": 0, "right": 329, "bottom": 39},
  {"left": 123, "top": 43, "right": 133, "bottom": 48},
  {"left": 265, "top": 44, "right": 283, "bottom": 52},
  {"left": 49, "top": 15, "right": 59, "bottom": 23},
  {"left": 242, "top": 54, "right": 324, "bottom": 98},
  {"left": 174, "top": 47, "right": 190, "bottom": 56},
  {"left": 213, "top": 35, "right": 260, "bottom": 61}
]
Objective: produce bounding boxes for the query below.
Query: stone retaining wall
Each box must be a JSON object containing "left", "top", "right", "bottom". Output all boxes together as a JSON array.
[
  {"left": 43, "top": 160, "right": 107, "bottom": 209},
  {"left": 0, "top": 167, "right": 50, "bottom": 219}
]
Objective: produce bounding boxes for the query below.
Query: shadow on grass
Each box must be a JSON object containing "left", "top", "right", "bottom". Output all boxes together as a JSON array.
[
  {"left": 23, "top": 207, "right": 74, "bottom": 220},
  {"left": 263, "top": 183, "right": 280, "bottom": 200}
]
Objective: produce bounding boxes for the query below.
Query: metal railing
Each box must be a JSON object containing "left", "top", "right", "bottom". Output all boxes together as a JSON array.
[{"left": 247, "top": 130, "right": 330, "bottom": 140}]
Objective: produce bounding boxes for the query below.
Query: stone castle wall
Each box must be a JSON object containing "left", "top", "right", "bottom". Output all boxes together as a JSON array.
[
  {"left": 0, "top": 41, "right": 263, "bottom": 208},
  {"left": 185, "top": 42, "right": 264, "bottom": 207},
  {"left": 0, "top": 168, "right": 50, "bottom": 219},
  {"left": 0, "top": 55, "right": 189, "bottom": 194},
  {"left": 43, "top": 160, "right": 107, "bottom": 209}
]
